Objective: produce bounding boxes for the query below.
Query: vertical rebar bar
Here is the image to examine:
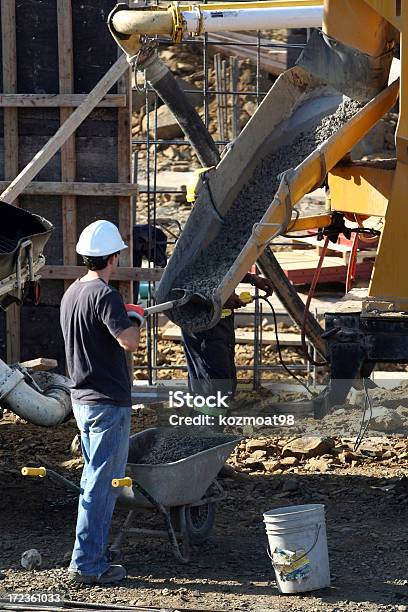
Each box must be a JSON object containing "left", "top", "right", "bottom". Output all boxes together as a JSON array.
[
  {"left": 230, "top": 56, "right": 240, "bottom": 140},
  {"left": 221, "top": 58, "right": 228, "bottom": 141},
  {"left": 214, "top": 54, "right": 224, "bottom": 141}
]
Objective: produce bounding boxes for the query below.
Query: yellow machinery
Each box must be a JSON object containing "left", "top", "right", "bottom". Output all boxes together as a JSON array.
[{"left": 109, "top": 1, "right": 408, "bottom": 415}]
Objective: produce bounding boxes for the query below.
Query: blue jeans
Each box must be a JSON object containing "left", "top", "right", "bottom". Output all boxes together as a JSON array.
[{"left": 69, "top": 403, "right": 132, "bottom": 577}]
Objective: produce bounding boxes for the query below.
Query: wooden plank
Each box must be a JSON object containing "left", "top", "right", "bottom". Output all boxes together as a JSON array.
[
  {"left": 41, "top": 266, "right": 163, "bottom": 282},
  {"left": 162, "top": 324, "right": 302, "bottom": 346},
  {"left": 0, "top": 181, "right": 139, "bottom": 196},
  {"left": 117, "top": 59, "right": 133, "bottom": 304},
  {"left": 20, "top": 358, "right": 58, "bottom": 371},
  {"left": 0, "top": 54, "right": 129, "bottom": 205},
  {"left": 58, "top": 0, "right": 76, "bottom": 293},
  {"left": 273, "top": 251, "right": 373, "bottom": 285},
  {"left": 2, "top": 0, "right": 20, "bottom": 363},
  {"left": 0, "top": 93, "right": 126, "bottom": 107}
]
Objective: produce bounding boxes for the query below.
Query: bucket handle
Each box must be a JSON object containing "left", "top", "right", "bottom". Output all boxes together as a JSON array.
[{"left": 266, "top": 523, "right": 321, "bottom": 568}]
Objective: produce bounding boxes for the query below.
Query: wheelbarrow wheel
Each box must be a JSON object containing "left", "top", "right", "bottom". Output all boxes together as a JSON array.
[{"left": 171, "top": 502, "right": 216, "bottom": 546}]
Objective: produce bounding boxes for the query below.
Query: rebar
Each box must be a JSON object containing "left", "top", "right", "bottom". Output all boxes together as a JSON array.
[{"left": 136, "top": 4, "right": 313, "bottom": 387}]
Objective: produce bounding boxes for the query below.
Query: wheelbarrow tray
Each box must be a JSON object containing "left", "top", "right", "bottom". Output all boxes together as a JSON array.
[
  {"left": 118, "top": 427, "right": 241, "bottom": 509},
  {"left": 0, "top": 202, "right": 53, "bottom": 299}
]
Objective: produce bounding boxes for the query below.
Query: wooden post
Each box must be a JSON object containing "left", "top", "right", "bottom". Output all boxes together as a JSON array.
[
  {"left": 117, "top": 52, "right": 133, "bottom": 375},
  {"left": 57, "top": 0, "right": 77, "bottom": 290},
  {"left": 117, "top": 65, "right": 133, "bottom": 304},
  {"left": 1, "top": 0, "right": 20, "bottom": 363}
]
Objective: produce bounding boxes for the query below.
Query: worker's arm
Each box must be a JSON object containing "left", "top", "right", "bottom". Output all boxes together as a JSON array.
[
  {"left": 243, "top": 272, "right": 274, "bottom": 296},
  {"left": 116, "top": 325, "right": 140, "bottom": 353},
  {"left": 98, "top": 290, "right": 140, "bottom": 353}
]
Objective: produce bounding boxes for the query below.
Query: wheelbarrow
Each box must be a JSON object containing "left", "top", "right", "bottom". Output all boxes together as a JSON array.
[{"left": 22, "top": 427, "right": 242, "bottom": 563}]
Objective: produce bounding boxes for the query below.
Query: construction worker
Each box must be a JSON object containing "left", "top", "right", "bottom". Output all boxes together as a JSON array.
[
  {"left": 60, "top": 220, "right": 144, "bottom": 585},
  {"left": 182, "top": 272, "right": 274, "bottom": 420}
]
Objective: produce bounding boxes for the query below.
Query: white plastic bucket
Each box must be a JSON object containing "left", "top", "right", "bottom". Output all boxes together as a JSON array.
[{"left": 263, "top": 504, "right": 330, "bottom": 594}]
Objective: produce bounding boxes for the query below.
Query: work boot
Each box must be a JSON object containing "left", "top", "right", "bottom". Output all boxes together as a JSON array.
[{"left": 68, "top": 564, "right": 127, "bottom": 584}]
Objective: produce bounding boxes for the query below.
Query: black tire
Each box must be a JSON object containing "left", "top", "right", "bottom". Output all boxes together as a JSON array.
[{"left": 171, "top": 502, "right": 216, "bottom": 546}]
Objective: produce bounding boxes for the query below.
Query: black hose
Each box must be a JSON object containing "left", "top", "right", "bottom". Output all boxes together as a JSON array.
[{"left": 145, "top": 57, "right": 220, "bottom": 167}]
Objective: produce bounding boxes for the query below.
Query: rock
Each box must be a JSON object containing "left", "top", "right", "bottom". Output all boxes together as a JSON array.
[
  {"left": 218, "top": 464, "right": 237, "bottom": 478},
  {"left": 307, "top": 457, "right": 332, "bottom": 473},
  {"left": 282, "top": 436, "right": 334, "bottom": 459},
  {"left": 370, "top": 406, "right": 404, "bottom": 432},
  {"left": 70, "top": 434, "right": 81, "bottom": 458},
  {"left": 249, "top": 450, "right": 267, "bottom": 461},
  {"left": 160, "top": 49, "right": 175, "bottom": 61},
  {"left": 279, "top": 456, "right": 299, "bottom": 467},
  {"left": 131, "top": 88, "right": 155, "bottom": 113},
  {"left": 21, "top": 549, "right": 42, "bottom": 570},
  {"left": 262, "top": 461, "right": 281, "bottom": 473},
  {"left": 396, "top": 405, "right": 408, "bottom": 421},
  {"left": 142, "top": 105, "right": 183, "bottom": 139},
  {"left": 246, "top": 438, "right": 268, "bottom": 452},
  {"left": 339, "top": 450, "right": 359, "bottom": 464},
  {"left": 282, "top": 477, "right": 299, "bottom": 492},
  {"left": 244, "top": 458, "right": 265, "bottom": 471},
  {"left": 347, "top": 387, "right": 366, "bottom": 407},
  {"left": 243, "top": 100, "right": 256, "bottom": 116}
]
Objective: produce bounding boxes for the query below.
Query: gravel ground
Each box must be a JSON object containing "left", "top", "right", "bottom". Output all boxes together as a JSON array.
[
  {"left": 171, "top": 100, "right": 362, "bottom": 330},
  {"left": 0, "top": 412, "right": 407, "bottom": 612}
]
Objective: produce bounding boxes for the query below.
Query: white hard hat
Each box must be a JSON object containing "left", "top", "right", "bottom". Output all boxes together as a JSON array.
[{"left": 76, "top": 220, "right": 128, "bottom": 257}]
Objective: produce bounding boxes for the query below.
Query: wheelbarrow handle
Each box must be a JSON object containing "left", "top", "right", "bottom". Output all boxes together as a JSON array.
[
  {"left": 21, "top": 465, "right": 80, "bottom": 494},
  {"left": 21, "top": 466, "right": 46, "bottom": 477},
  {"left": 112, "top": 477, "right": 132, "bottom": 488}
]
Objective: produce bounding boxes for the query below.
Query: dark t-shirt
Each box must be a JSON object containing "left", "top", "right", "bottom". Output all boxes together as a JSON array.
[{"left": 60, "top": 278, "right": 132, "bottom": 406}]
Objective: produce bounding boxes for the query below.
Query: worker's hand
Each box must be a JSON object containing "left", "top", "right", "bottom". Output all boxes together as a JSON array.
[
  {"left": 250, "top": 274, "right": 274, "bottom": 296},
  {"left": 125, "top": 303, "right": 145, "bottom": 327},
  {"left": 224, "top": 293, "right": 245, "bottom": 309}
]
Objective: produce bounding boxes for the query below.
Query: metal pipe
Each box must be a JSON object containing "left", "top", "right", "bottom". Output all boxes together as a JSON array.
[
  {"left": 143, "top": 54, "right": 220, "bottom": 167},
  {"left": 110, "top": 5, "right": 322, "bottom": 40},
  {"left": 0, "top": 360, "right": 72, "bottom": 427},
  {"left": 111, "top": 9, "right": 172, "bottom": 37},
  {"left": 183, "top": 6, "right": 323, "bottom": 34}
]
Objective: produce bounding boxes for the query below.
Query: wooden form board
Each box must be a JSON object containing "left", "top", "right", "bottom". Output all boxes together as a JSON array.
[
  {"left": 274, "top": 250, "right": 373, "bottom": 285},
  {"left": 2, "top": 0, "right": 20, "bottom": 363},
  {"left": 161, "top": 323, "right": 302, "bottom": 347},
  {"left": 0, "top": 1, "right": 138, "bottom": 367}
]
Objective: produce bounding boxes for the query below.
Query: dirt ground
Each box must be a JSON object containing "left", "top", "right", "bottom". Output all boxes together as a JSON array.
[{"left": 1, "top": 411, "right": 407, "bottom": 612}]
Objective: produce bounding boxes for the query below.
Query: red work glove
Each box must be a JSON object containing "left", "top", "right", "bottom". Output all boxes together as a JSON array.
[{"left": 125, "top": 304, "right": 145, "bottom": 327}]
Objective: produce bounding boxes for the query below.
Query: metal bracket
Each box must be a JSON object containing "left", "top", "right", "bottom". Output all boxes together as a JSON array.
[
  {"left": 16, "top": 240, "right": 34, "bottom": 291},
  {"left": 191, "top": 5, "right": 203, "bottom": 37},
  {"left": 170, "top": 2, "right": 185, "bottom": 43},
  {"left": 252, "top": 221, "right": 281, "bottom": 250}
]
